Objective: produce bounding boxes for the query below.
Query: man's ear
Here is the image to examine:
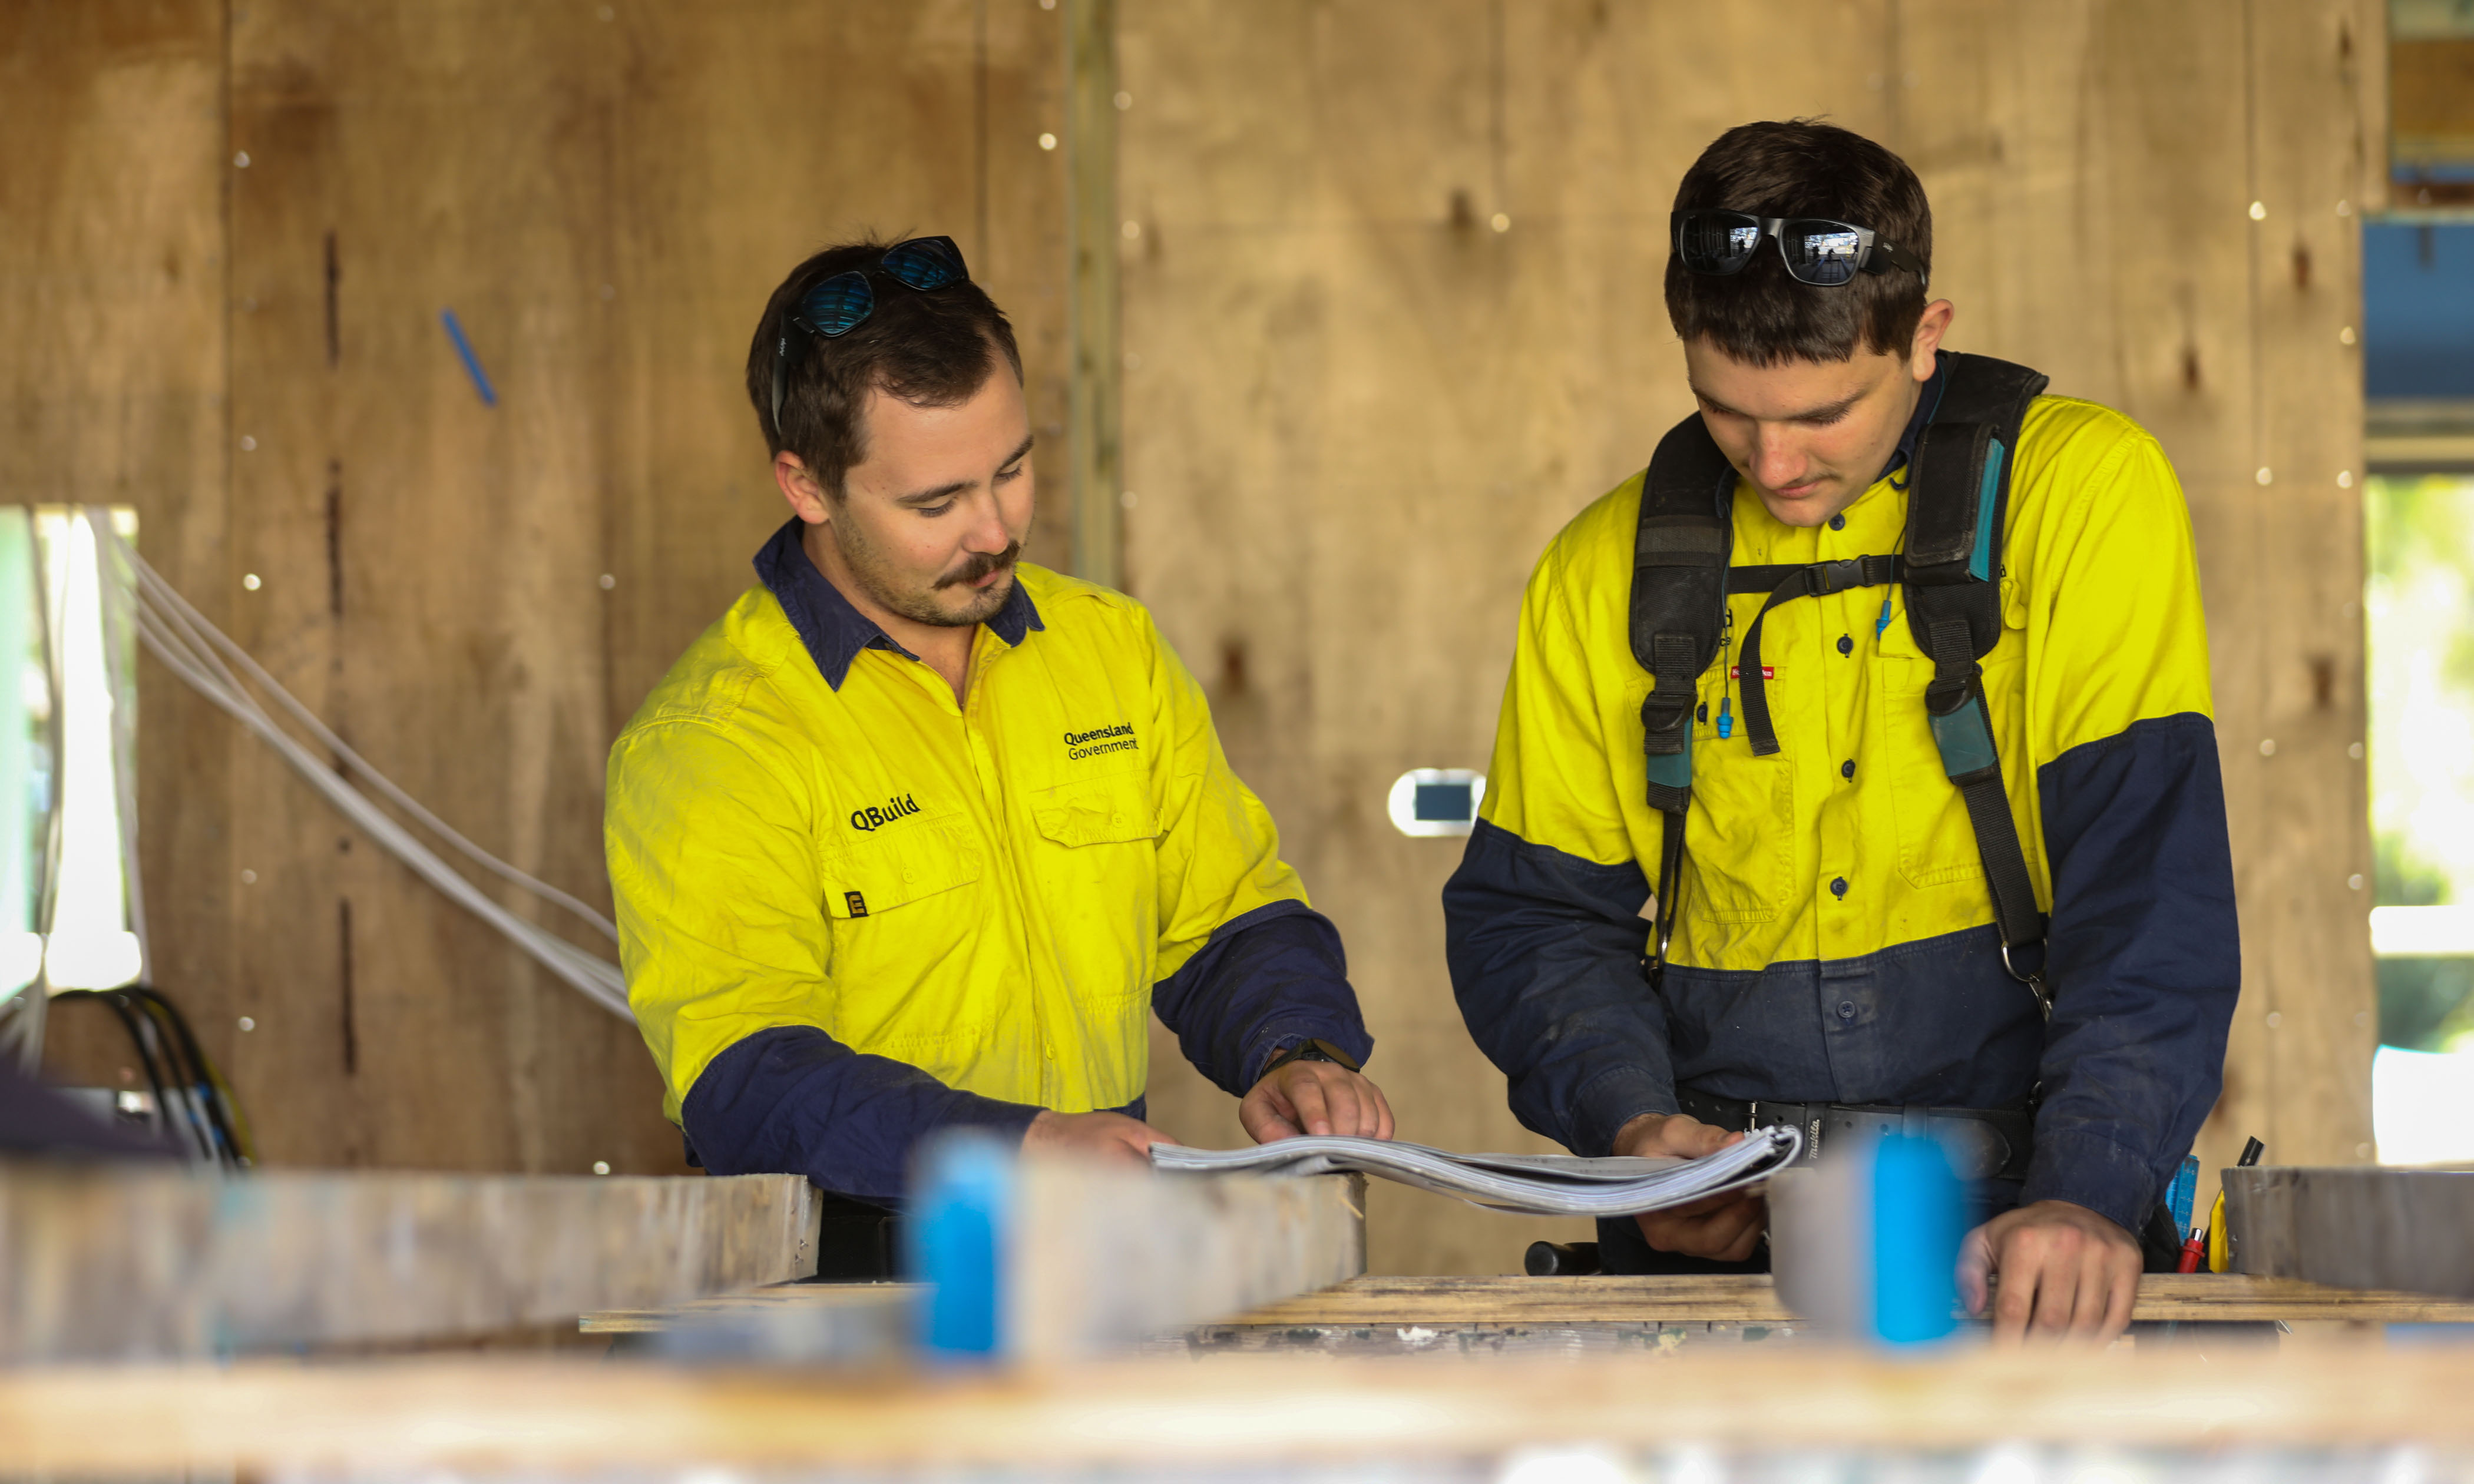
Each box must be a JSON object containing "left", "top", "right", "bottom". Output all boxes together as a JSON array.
[
  {"left": 773, "top": 450, "right": 834, "bottom": 525},
  {"left": 1909, "top": 299, "right": 1956, "bottom": 379}
]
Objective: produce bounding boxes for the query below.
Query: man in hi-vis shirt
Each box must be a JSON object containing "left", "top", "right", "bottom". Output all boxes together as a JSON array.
[{"left": 608, "top": 237, "right": 1391, "bottom": 1276}]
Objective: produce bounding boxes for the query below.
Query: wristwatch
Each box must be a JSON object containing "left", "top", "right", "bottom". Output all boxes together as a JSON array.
[{"left": 1260, "top": 1037, "right": 1362, "bottom": 1077}]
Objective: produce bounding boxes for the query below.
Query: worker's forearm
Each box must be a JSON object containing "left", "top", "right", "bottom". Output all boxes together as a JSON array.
[
  {"left": 2027, "top": 712, "right": 2238, "bottom": 1231},
  {"left": 1150, "top": 900, "right": 1372, "bottom": 1096},
  {"left": 1445, "top": 819, "right": 1680, "bottom": 1156},
  {"left": 682, "top": 1026, "right": 1042, "bottom": 1204}
]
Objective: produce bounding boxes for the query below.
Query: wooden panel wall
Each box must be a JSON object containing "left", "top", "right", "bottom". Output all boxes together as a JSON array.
[
  {"left": 1120, "top": 0, "right": 2383, "bottom": 1274},
  {"left": 21, "top": 0, "right": 1071, "bottom": 1174}
]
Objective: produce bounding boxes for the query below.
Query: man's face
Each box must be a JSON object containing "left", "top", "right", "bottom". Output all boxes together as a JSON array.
[
  {"left": 797, "top": 366, "right": 1034, "bottom": 630},
  {"left": 1682, "top": 299, "right": 1952, "bottom": 528}
]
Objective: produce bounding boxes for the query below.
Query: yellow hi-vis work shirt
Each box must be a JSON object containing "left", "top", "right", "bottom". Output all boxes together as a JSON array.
[
  {"left": 1446, "top": 379, "right": 2240, "bottom": 1232},
  {"left": 606, "top": 536, "right": 1320, "bottom": 1138}
]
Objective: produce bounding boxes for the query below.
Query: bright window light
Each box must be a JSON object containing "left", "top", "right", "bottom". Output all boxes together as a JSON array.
[
  {"left": 2366, "top": 472, "right": 2474, "bottom": 1162},
  {"left": 36, "top": 508, "right": 141, "bottom": 992}
]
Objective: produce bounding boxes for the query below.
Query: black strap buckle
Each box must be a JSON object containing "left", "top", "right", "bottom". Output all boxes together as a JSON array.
[{"left": 1810, "top": 557, "right": 1868, "bottom": 595}]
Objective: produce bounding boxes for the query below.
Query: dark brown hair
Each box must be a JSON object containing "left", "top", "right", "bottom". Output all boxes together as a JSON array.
[
  {"left": 744, "top": 238, "right": 1024, "bottom": 497},
  {"left": 1663, "top": 120, "right": 1932, "bottom": 366}
]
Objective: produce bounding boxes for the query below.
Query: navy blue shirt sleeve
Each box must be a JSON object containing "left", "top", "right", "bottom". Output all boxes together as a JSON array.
[
  {"left": 1150, "top": 899, "right": 1375, "bottom": 1096},
  {"left": 1443, "top": 820, "right": 1672, "bottom": 1156},
  {"left": 2022, "top": 711, "right": 2240, "bottom": 1233},
  {"left": 680, "top": 1028, "right": 1044, "bottom": 1205}
]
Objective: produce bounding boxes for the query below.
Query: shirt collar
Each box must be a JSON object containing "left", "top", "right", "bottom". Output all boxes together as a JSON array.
[
  {"left": 752, "top": 518, "right": 1044, "bottom": 691},
  {"left": 1878, "top": 349, "right": 1951, "bottom": 488}
]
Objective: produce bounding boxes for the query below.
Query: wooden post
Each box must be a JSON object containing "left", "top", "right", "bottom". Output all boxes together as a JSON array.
[
  {"left": 0, "top": 1167, "right": 820, "bottom": 1362},
  {"left": 1064, "top": 0, "right": 1122, "bottom": 589}
]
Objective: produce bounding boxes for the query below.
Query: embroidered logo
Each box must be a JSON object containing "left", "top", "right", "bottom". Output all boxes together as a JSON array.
[
  {"left": 1063, "top": 722, "right": 1139, "bottom": 761},
  {"left": 849, "top": 794, "right": 921, "bottom": 833},
  {"left": 845, "top": 891, "right": 868, "bottom": 917}
]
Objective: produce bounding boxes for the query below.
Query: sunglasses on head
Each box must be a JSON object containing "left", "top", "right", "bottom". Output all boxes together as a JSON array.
[
  {"left": 769, "top": 235, "right": 971, "bottom": 436},
  {"left": 1671, "top": 210, "right": 1929, "bottom": 289}
]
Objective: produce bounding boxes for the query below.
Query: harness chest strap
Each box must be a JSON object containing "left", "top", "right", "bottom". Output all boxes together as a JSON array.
[{"left": 1625, "top": 352, "right": 2053, "bottom": 1013}]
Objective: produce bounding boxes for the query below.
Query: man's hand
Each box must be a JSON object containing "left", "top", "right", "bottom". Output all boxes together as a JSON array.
[
  {"left": 1612, "top": 1112, "right": 1764, "bottom": 1262},
  {"left": 1241, "top": 1058, "right": 1395, "bottom": 1142},
  {"left": 1959, "top": 1199, "right": 2141, "bottom": 1344},
  {"left": 1021, "top": 1109, "right": 1171, "bottom": 1168}
]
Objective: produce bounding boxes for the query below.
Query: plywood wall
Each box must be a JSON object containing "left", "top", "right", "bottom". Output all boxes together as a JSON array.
[
  {"left": 19, "top": 0, "right": 1072, "bottom": 1174},
  {"left": 1119, "top": 0, "right": 2384, "bottom": 1274}
]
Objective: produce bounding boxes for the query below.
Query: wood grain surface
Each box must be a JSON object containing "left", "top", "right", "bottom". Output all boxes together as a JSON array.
[
  {"left": 0, "top": 1165, "right": 816, "bottom": 1362},
  {"left": 582, "top": 1270, "right": 2474, "bottom": 1335},
  {"left": 8, "top": 1346, "right": 2474, "bottom": 1475}
]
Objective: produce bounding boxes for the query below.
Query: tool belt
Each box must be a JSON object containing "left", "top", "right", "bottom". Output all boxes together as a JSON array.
[{"left": 1675, "top": 1086, "right": 2033, "bottom": 1184}]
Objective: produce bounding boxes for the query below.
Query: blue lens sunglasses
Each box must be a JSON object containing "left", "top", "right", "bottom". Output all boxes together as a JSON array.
[{"left": 769, "top": 236, "right": 971, "bottom": 436}]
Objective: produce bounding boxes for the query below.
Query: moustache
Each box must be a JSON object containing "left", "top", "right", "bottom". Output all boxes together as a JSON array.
[{"left": 935, "top": 541, "right": 1023, "bottom": 590}]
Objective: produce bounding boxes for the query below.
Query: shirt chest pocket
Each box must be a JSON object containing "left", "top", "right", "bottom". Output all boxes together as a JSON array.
[
  {"left": 817, "top": 825, "right": 984, "bottom": 920},
  {"left": 1678, "top": 671, "right": 1795, "bottom": 922},
  {"left": 1028, "top": 776, "right": 1162, "bottom": 992},
  {"left": 1876, "top": 611, "right": 2028, "bottom": 890}
]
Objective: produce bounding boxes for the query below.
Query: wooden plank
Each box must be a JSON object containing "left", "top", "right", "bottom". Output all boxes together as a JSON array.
[
  {"left": 0, "top": 1166, "right": 818, "bottom": 1362},
  {"left": 1006, "top": 1164, "right": 1365, "bottom": 1359},
  {"left": 582, "top": 1269, "right": 2474, "bottom": 1337},
  {"left": 1233, "top": 1273, "right": 2474, "bottom": 1327},
  {"left": 2225, "top": 1165, "right": 2474, "bottom": 1297},
  {"left": 12, "top": 1347, "right": 2474, "bottom": 1475},
  {"left": 1064, "top": 0, "right": 1121, "bottom": 585}
]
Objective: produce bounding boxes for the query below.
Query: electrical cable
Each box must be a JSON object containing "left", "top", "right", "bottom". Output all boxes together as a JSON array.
[
  {"left": 129, "top": 987, "right": 247, "bottom": 1164},
  {"left": 91, "top": 515, "right": 632, "bottom": 1021},
  {"left": 55, "top": 986, "right": 255, "bottom": 1167}
]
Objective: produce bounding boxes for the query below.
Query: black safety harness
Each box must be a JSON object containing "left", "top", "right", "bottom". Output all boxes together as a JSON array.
[{"left": 1629, "top": 352, "right": 2053, "bottom": 1018}]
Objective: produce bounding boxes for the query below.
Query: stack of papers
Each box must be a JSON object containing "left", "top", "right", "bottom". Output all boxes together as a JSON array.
[{"left": 1149, "top": 1125, "right": 1802, "bottom": 1218}]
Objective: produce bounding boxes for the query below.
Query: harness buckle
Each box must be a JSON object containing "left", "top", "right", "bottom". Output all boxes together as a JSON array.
[
  {"left": 2000, "top": 940, "right": 2055, "bottom": 1020},
  {"left": 1811, "top": 557, "right": 1867, "bottom": 595}
]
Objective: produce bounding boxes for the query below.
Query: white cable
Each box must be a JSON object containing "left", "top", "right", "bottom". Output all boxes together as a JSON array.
[
  {"left": 95, "top": 522, "right": 632, "bottom": 1021},
  {"left": 98, "top": 516, "right": 617, "bottom": 943}
]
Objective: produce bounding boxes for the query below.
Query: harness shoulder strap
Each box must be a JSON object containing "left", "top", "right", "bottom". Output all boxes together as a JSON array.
[
  {"left": 1629, "top": 414, "right": 1736, "bottom": 976},
  {"left": 1900, "top": 352, "right": 2055, "bottom": 1011}
]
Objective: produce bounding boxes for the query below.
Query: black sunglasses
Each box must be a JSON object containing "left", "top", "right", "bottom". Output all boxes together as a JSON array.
[
  {"left": 769, "top": 236, "right": 971, "bottom": 436},
  {"left": 1671, "top": 210, "right": 1929, "bottom": 289}
]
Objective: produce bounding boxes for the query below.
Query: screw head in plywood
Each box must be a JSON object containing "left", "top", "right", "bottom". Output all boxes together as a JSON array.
[
  {"left": 2256, "top": 468, "right": 2272, "bottom": 486},
  {"left": 1491, "top": 213, "right": 1511, "bottom": 233},
  {"left": 2349, "top": 742, "right": 2366, "bottom": 761},
  {"left": 2340, "top": 326, "right": 2357, "bottom": 345},
  {"left": 2259, "top": 738, "right": 2277, "bottom": 756},
  {"left": 2266, "top": 1011, "right": 2283, "bottom": 1028},
  {"left": 237, "top": 1016, "right": 255, "bottom": 1032},
  {"left": 1113, "top": 90, "right": 1132, "bottom": 110},
  {"left": 592, "top": 1161, "right": 611, "bottom": 1175},
  {"left": 1038, "top": 132, "right": 1057, "bottom": 151},
  {"left": 234, "top": 151, "right": 251, "bottom": 168},
  {"left": 2248, "top": 200, "right": 2266, "bottom": 220},
  {"left": 242, "top": 573, "right": 261, "bottom": 591},
  {"left": 2339, "top": 469, "right": 2354, "bottom": 488},
  {"left": 2349, "top": 873, "right": 2366, "bottom": 890},
  {"left": 598, "top": 573, "right": 616, "bottom": 590}
]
